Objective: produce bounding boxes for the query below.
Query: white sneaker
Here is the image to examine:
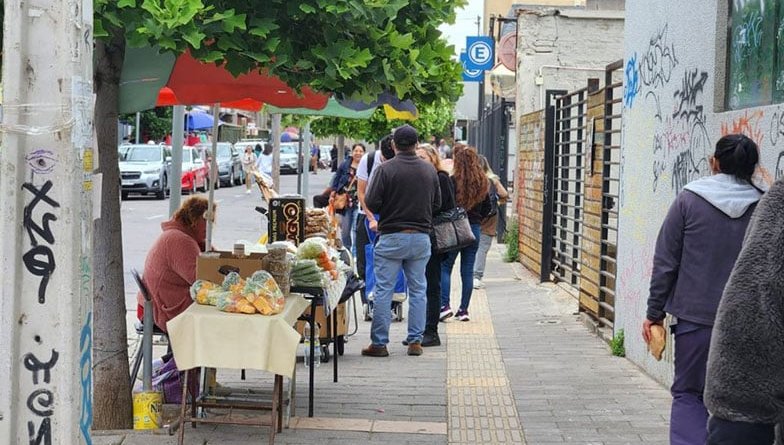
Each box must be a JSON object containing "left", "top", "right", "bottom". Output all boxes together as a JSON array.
[
  {"left": 246, "top": 189, "right": 252, "bottom": 194},
  {"left": 473, "top": 278, "right": 484, "bottom": 289}
]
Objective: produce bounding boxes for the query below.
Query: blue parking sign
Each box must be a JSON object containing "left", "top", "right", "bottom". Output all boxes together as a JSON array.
[
  {"left": 465, "top": 36, "right": 494, "bottom": 70},
  {"left": 461, "top": 52, "right": 483, "bottom": 82}
]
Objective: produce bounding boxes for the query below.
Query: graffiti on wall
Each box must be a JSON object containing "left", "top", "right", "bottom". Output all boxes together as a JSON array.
[
  {"left": 22, "top": 180, "right": 60, "bottom": 304},
  {"left": 624, "top": 53, "right": 640, "bottom": 108},
  {"left": 639, "top": 24, "right": 679, "bottom": 90},
  {"left": 23, "top": 349, "right": 59, "bottom": 444},
  {"left": 720, "top": 109, "right": 765, "bottom": 144}
]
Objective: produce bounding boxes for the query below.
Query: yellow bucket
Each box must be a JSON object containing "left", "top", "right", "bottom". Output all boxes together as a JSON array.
[{"left": 132, "top": 391, "right": 162, "bottom": 430}]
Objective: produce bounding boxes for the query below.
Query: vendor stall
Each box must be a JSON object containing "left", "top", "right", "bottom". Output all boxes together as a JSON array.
[{"left": 162, "top": 173, "right": 360, "bottom": 444}]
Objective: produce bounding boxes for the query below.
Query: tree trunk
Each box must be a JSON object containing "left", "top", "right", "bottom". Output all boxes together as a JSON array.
[{"left": 92, "top": 35, "right": 133, "bottom": 430}]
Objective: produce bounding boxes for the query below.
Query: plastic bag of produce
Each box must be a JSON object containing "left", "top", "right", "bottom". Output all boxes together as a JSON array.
[
  {"left": 214, "top": 291, "right": 256, "bottom": 314},
  {"left": 190, "top": 280, "right": 219, "bottom": 305},
  {"left": 296, "top": 238, "right": 328, "bottom": 260},
  {"left": 243, "top": 271, "right": 285, "bottom": 315},
  {"left": 222, "top": 272, "right": 246, "bottom": 294}
]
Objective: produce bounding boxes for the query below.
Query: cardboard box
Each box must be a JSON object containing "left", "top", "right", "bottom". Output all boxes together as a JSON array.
[
  {"left": 295, "top": 302, "right": 348, "bottom": 338},
  {"left": 268, "top": 195, "right": 305, "bottom": 245},
  {"left": 196, "top": 251, "right": 267, "bottom": 284}
]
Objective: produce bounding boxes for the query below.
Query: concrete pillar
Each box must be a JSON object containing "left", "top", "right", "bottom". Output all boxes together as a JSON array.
[{"left": 0, "top": 0, "right": 94, "bottom": 443}]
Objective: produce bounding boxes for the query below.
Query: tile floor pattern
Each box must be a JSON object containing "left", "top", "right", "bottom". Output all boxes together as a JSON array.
[{"left": 445, "top": 287, "right": 526, "bottom": 444}]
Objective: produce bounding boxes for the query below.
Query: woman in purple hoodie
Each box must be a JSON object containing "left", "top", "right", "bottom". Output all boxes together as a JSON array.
[{"left": 642, "top": 134, "right": 763, "bottom": 445}]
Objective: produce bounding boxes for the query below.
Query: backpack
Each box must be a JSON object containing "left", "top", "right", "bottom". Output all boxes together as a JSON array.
[{"left": 487, "top": 179, "right": 499, "bottom": 218}]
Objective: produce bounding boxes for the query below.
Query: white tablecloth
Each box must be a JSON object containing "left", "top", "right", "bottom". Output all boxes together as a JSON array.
[{"left": 167, "top": 295, "right": 309, "bottom": 378}]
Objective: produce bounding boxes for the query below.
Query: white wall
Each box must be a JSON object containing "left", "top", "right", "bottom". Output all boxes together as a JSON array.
[
  {"left": 515, "top": 9, "right": 625, "bottom": 115},
  {"left": 618, "top": 0, "right": 784, "bottom": 384}
]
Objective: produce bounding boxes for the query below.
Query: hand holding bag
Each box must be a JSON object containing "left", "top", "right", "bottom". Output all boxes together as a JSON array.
[
  {"left": 431, "top": 207, "right": 476, "bottom": 254},
  {"left": 333, "top": 177, "right": 355, "bottom": 210}
]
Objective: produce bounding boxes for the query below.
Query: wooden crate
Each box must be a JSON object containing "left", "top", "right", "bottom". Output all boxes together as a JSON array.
[{"left": 295, "top": 302, "right": 348, "bottom": 338}]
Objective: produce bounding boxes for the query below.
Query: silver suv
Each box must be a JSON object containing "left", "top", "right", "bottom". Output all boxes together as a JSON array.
[{"left": 119, "top": 144, "right": 171, "bottom": 200}]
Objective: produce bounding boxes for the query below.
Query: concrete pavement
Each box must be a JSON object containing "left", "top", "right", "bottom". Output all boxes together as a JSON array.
[{"left": 101, "top": 236, "right": 671, "bottom": 444}]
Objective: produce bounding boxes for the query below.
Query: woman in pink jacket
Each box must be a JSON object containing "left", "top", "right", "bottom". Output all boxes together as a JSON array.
[{"left": 138, "top": 196, "right": 214, "bottom": 332}]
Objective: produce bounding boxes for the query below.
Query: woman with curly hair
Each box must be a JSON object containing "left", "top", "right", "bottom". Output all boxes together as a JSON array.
[
  {"left": 138, "top": 196, "right": 215, "bottom": 332},
  {"left": 440, "top": 147, "right": 492, "bottom": 322}
]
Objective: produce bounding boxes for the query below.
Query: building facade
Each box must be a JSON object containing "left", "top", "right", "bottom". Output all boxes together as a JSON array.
[{"left": 618, "top": 0, "right": 784, "bottom": 384}]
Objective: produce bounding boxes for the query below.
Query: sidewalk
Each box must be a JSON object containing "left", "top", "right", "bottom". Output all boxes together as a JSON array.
[{"left": 97, "top": 243, "right": 670, "bottom": 445}]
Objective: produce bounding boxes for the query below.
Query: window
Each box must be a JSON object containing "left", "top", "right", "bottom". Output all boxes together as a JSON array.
[{"left": 727, "top": 0, "right": 784, "bottom": 109}]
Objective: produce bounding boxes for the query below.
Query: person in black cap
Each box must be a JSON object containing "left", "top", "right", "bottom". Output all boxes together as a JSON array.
[{"left": 361, "top": 125, "right": 441, "bottom": 357}]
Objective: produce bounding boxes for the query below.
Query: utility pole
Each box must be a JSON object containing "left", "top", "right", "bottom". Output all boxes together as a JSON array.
[
  {"left": 271, "top": 114, "right": 282, "bottom": 191},
  {"left": 169, "top": 105, "right": 185, "bottom": 216},
  {"left": 135, "top": 112, "right": 141, "bottom": 143},
  {"left": 0, "top": 0, "right": 94, "bottom": 444}
]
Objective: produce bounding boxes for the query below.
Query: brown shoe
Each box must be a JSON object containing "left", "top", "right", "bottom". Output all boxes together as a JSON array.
[
  {"left": 361, "top": 344, "right": 389, "bottom": 357},
  {"left": 407, "top": 342, "right": 423, "bottom": 356}
]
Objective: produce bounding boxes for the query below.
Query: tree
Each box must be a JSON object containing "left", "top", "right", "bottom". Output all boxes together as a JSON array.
[
  {"left": 92, "top": 0, "right": 464, "bottom": 429},
  {"left": 311, "top": 98, "right": 456, "bottom": 144},
  {"left": 119, "top": 107, "right": 174, "bottom": 142}
]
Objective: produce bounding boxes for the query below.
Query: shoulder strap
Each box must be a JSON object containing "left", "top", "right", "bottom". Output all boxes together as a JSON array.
[{"left": 367, "top": 149, "right": 376, "bottom": 176}]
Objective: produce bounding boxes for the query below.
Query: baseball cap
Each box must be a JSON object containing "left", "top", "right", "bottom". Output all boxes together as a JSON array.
[{"left": 393, "top": 125, "right": 418, "bottom": 147}]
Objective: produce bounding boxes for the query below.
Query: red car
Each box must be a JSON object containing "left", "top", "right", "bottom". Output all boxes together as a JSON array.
[{"left": 180, "top": 146, "right": 208, "bottom": 193}]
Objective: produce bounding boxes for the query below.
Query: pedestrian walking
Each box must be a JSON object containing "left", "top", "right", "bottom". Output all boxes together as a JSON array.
[
  {"left": 415, "top": 143, "right": 455, "bottom": 347},
  {"left": 310, "top": 144, "right": 320, "bottom": 175},
  {"left": 330, "top": 143, "right": 366, "bottom": 252},
  {"left": 473, "top": 155, "right": 509, "bottom": 289},
  {"left": 355, "top": 135, "right": 395, "bottom": 305},
  {"left": 241, "top": 145, "right": 257, "bottom": 193},
  {"left": 362, "top": 125, "right": 441, "bottom": 357},
  {"left": 439, "top": 147, "right": 492, "bottom": 322},
  {"left": 704, "top": 176, "right": 782, "bottom": 445},
  {"left": 643, "top": 134, "right": 763, "bottom": 445},
  {"left": 330, "top": 144, "right": 338, "bottom": 172},
  {"left": 255, "top": 143, "right": 273, "bottom": 176},
  {"left": 438, "top": 138, "right": 452, "bottom": 159}
]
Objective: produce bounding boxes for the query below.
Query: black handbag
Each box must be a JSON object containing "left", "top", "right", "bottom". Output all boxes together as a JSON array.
[{"left": 431, "top": 207, "right": 476, "bottom": 254}]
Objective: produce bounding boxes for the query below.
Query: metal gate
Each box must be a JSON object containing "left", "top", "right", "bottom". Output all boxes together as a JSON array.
[
  {"left": 550, "top": 79, "right": 599, "bottom": 292},
  {"left": 468, "top": 98, "right": 514, "bottom": 240},
  {"left": 597, "top": 61, "right": 623, "bottom": 328}
]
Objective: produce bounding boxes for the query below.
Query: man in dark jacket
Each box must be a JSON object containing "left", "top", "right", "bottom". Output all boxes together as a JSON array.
[
  {"left": 704, "top": 179, "right": 784, "bottom": 444},
  {"left": 362, "top": 125, "right": 441, "bottom": 357}
]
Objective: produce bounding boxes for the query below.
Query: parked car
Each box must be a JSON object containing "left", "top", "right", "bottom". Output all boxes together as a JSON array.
[
  {"left": 181, "top": 146, "right": 208, "bottom": 194},
  {"left": 119, "top": 144, "right": 171, "bottom": 200},
  {"left": 195, "top": 142, "right": 242, "bottom": 189},
  {"left": 280, "top": 142, "right": 302, "bottom": 174}
]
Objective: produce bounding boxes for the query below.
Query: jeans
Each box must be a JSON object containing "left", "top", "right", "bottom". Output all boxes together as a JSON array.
[
  {"left": 339, "top": 207, "right": 358, "bottom": 253},
  {"left": 425, "top": 251, "right": 444, "bottom": 336},
  {"left": 670, "top": 322, "right": 712, "bottom": 445},
  {"left": 440, "top": 223, "right": 482, "bottom": 311},
  {"left": 707, "top": 417, "right": 775, "bottom": 445},
  {"left": 473, "top": 233, "right": 494, "bottom": 280},
  {"left": 370, "top": 232, "right": 431, "bottom": 346}
]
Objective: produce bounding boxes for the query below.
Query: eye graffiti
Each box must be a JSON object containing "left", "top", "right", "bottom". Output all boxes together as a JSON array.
[{"left": 25, "top": 150, "right": 57, "bottom": 175}]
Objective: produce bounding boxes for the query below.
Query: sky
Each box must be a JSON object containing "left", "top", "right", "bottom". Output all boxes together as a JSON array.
[{"left": 439, "top": 0, "right": 484, "bottom": 59}]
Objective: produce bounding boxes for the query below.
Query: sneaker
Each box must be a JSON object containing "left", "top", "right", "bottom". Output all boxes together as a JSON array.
[
  {"left": 455, "top": 309, "right": 470, "bottom": 322},
  {"left": 421, "top": 333, "right": 441, "bottom": 347},
  {"left": 407, "top": 342, "right": 423, "bottom": 356},
  {"left": 439, "top": 306, "right": 453, "bottom": 322},
  {"left": 361, "top": 344, "right": 389, "bottom": 357},
  {"left": 473, "top": 278, "right": 484, "bottom": 289},
  {"left": 246, "top": 189, "right": 252, "bottom": 194}
]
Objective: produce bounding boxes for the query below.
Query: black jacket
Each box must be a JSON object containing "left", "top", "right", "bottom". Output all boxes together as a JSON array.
[{"left": 365, "top": 151, "right": 441, "bottom": 234}]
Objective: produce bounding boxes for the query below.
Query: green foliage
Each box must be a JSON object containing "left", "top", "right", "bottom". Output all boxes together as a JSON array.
[
  {"left": 503, "top": 217, "right": 519, "bottom": 263},
  {"left": 95, "top": 0, "right": 465, "bottom": 104},
  {"left": 310, "top": 99, "right": 455, "bottom": 144},
  {"left": 119, "top": 107, "right": 173, "bottom": 142},
  {"left": 610, "top": 329, "right": 626, "bottom": 357}
]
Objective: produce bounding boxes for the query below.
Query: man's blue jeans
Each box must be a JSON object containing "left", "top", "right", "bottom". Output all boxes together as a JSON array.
[
  {"left": 370, "top": 232, "right": 431, "bottom": 346},
  {"left": 440, "top": 223, "right": 482, "bottom": 311}
]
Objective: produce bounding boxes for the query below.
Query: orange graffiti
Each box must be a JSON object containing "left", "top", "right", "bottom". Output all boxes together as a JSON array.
[{"left": 720, "top": 110, "right": 765, "bottom": 144}]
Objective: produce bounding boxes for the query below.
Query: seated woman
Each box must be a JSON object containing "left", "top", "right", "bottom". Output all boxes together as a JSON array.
[{"left": 137, "top": 196, "right": 214, "bottom": 332}]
